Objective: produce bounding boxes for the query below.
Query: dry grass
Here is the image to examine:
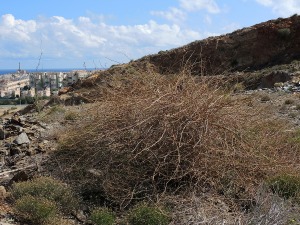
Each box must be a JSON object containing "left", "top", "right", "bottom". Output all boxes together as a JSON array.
[{"left": 48, "top": 72, "right": 300, "bottom": 211}]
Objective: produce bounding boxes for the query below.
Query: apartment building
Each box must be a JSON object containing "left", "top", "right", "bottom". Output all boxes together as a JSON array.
[
  {"left": 0, "top": 75, "right": 29, "bottom": 98},
  {"left": 0, "top": 70, "right": 92, "bottom": 98}
]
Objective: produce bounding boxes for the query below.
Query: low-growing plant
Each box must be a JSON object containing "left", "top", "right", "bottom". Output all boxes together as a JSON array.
[
  {"left": 261, "top": 95, "right": 271, "bottom": 102},
  {"left": 277, "top": 28, "right": 291, "bottom": 40},
  {"left": 14, "top": 195, "right": 58, "bottom": 224},
  {"left": 268, "top": 174, "right": 300, "bottom": 200},
  {"left": 11, "top": 176, "right": 78, "bottom": 214},
  {"left": 289, "top": 129, "right": 300, "bottom": 144},
  {"left": 47, "top": 105, "right": 65, "bottom": 115},
  {"left": 64, "top": 111, "right": 78, "bottom": 121},
  {"left": 285, "top": 99, "right": 294, "bottom": 105},
  {"left": 127, "top": 204, "right": 170, "bottom": 225},
  {"left": 89, "top": 207, "right": 116, "bottom": 225},
  {"left": 233, "top": 82, "right": 245, "bottom": 92}
]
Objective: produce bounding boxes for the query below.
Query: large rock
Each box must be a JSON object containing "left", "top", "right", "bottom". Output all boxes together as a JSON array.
[{"left": 14, "top": 133, "right": 30, "bottom": 145}]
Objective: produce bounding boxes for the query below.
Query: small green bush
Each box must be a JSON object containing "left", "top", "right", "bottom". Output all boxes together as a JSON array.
[
  {"left": 268, "top": 174, "right": 300, "bottom": 200},
  {"left": 64, "top": 111, "right": 78, "bottom": 121},
  {"left": 127, "top": 204, "right": 170, "bottom": 225},
  {"left": 289, "top": 129, "right": 300, "bottom": 144},
  {"left": 48, "top": 105, "right": 65, "bottom": 115},
  {"left": 11, "top": 176, "right": 78, "bottom": 214},
  {"left": 277, "top": 28, "right": 291, "bottom": 40},
  {"left": 14, "top": 195, "right": 58, "bottom": 224},
  {"left": 260, "top": 95, "right": 271, "bottom": 102},
  {"left": 233, "top": 82, "right": 245, "bottom": 92},
  {"left": 285, "top": 99, "right": 294, "bottom": 105},
  {"left": 90, "top": 207, "right": 116, "bottom": 225}
]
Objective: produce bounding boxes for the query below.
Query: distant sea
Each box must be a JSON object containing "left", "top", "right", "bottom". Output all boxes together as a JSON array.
[{"left": 0, "top": 68, "right": 96, "bottom": 75}]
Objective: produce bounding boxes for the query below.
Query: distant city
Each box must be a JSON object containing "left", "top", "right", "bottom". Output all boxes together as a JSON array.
[
  {"left": 0, "top": 68, "right": 96, "bottom": 76},
  {"left": 0, "top": 64, "right": 102, "bottom": 99}
]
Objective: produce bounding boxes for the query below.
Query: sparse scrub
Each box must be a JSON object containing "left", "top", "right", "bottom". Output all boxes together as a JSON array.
[
  {"left": 285, "top": 99, "right": 295, "bottom": 105},
  {"left": 89, "top": 207, "right": 116, "bottom": 225},
  {"left": 289, "top": 112, "right": 297, "bottom": 118},
  {"left": 268, "top": 174, "right": 300, "bottom": 200},
  {"left": 47, "top": 105, "right": 65, "bottom": 114},
  {"left": 289, "top": 129, "right": 300, "bottom": 143},
  {"left": 11, "top": 176, "right": 78, "bottom": 214},
  {"left": 14, "top": 195, "right": 58, "bottom": 224},
  {"left": 277, "top": 28, "right": 291, "bottom": 40},
  {"left": 233, "top": 82, "right": 245, "bottom": 92},
  {"left": 64, "top": 111, "right": 78, "bottom": 121},
  {"left": 261, "top": 94, "right": 271, "bottom": 102},
  {"left": 127, "top": 204, "right": 170, "bottom": 225},
  {"left": 245, "top": 185, "right": 300, "bottom": 225},
  {"left": 49, "top": 72, "right": 300, "bottom": 211}
]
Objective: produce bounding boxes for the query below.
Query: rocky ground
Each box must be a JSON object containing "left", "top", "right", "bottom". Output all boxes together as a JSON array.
[{"left": 0, "top": 102, "right": 94, "bottom": 224}]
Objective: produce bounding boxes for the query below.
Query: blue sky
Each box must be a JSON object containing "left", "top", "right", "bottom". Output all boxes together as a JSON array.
[{"left": 0, "top": 0, "right": 299, "bottom": 69}]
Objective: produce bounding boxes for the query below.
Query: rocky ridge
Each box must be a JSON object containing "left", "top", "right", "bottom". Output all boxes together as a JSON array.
[{"left": 140, "top": 14, "right": 300, "bottom": 76}]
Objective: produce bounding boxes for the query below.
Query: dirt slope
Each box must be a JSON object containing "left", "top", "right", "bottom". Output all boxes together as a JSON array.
[{"left": 139, "top": 14, "right": 300, "bottom": 75}]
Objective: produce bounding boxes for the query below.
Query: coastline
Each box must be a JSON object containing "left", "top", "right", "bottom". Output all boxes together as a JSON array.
[{"left": 0, "top": 68, "right": 97, "bottom": 76}]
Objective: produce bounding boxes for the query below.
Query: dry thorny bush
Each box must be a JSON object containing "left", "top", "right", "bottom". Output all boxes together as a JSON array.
[{"left": 48, "top": 72, "right": 300, "bottom": 211}]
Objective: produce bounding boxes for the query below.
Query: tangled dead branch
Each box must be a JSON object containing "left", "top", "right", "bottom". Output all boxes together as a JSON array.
[{"left": 49, "top": 72, "right": 300, "bottom": 209}]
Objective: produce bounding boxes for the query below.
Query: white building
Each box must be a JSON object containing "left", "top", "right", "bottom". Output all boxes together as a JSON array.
[{"left": 0, "top": 75, "right": 30, "bottom": 98}]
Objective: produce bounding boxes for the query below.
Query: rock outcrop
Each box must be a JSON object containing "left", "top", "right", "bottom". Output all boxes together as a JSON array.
[{"left": 0, "top": 114, "right": 53, "bottom": 187}]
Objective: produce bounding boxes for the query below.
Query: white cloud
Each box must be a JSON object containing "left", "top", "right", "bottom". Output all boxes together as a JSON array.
[
  {"left": 0, "top": 14, "right": 201, "bottom": 67},
  {"left": 0, "top": 14, "right": 37, "bottom": 42},
  {"left": 256, "top": 0, "right": 300, "bottom": 16},
  {"left": 151, "top": 7, "right": 186, "bottom": 24},
  {"left": 179, "top": 0, "right": 221, "bottom": 13}
]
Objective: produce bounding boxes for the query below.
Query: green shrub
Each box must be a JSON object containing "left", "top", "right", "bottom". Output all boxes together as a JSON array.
[
  {"left": 233, "top": 82, "right": 245, "bottom": 92},
  {"left": 277, "top": 28, "right": 291, "bottom": 40},
  {"left": 268, "top": 174, "right": 300, "bottom": 200},
  {"left": 48, "top": 105, "right": 65, "bottom": 115},
  {"left": 260, "top": 95, "right": 271, "bottom": 102},
  {"left": 11, "top": 176, "right": 78, "bottom": 214},
  {"left": 127, "top": 204, "right": 170, "bottom": 225},
  {"left": 90, "top": 207, "right": 116, "bottom": 225},
  {"left": 14, "top": 195, "right": 58, "bottom": 224},
  {"left": 285, "top": 99, "right": 294, "bottom": 105},
  {"left": 64, "top": 111, "right": 78, "bottom": 121},
  {"left": 289, "top": 129, "right": 300, "bottom": 144}
]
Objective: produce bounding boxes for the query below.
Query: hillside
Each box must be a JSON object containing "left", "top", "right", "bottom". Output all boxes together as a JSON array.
[
  {"left": 140, "top": 14, "right": 300, "bottom": 75},
  {"left": 65, "top": 14, "right": 300, "bottom": 103},
  {"left": 2, "top": 15, "right": 300, "bottom": 225}
]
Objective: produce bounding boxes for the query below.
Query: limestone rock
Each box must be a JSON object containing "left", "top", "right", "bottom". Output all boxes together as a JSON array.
[{"left": 14, "top": 133, "right": 30, "bottom": 145}]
